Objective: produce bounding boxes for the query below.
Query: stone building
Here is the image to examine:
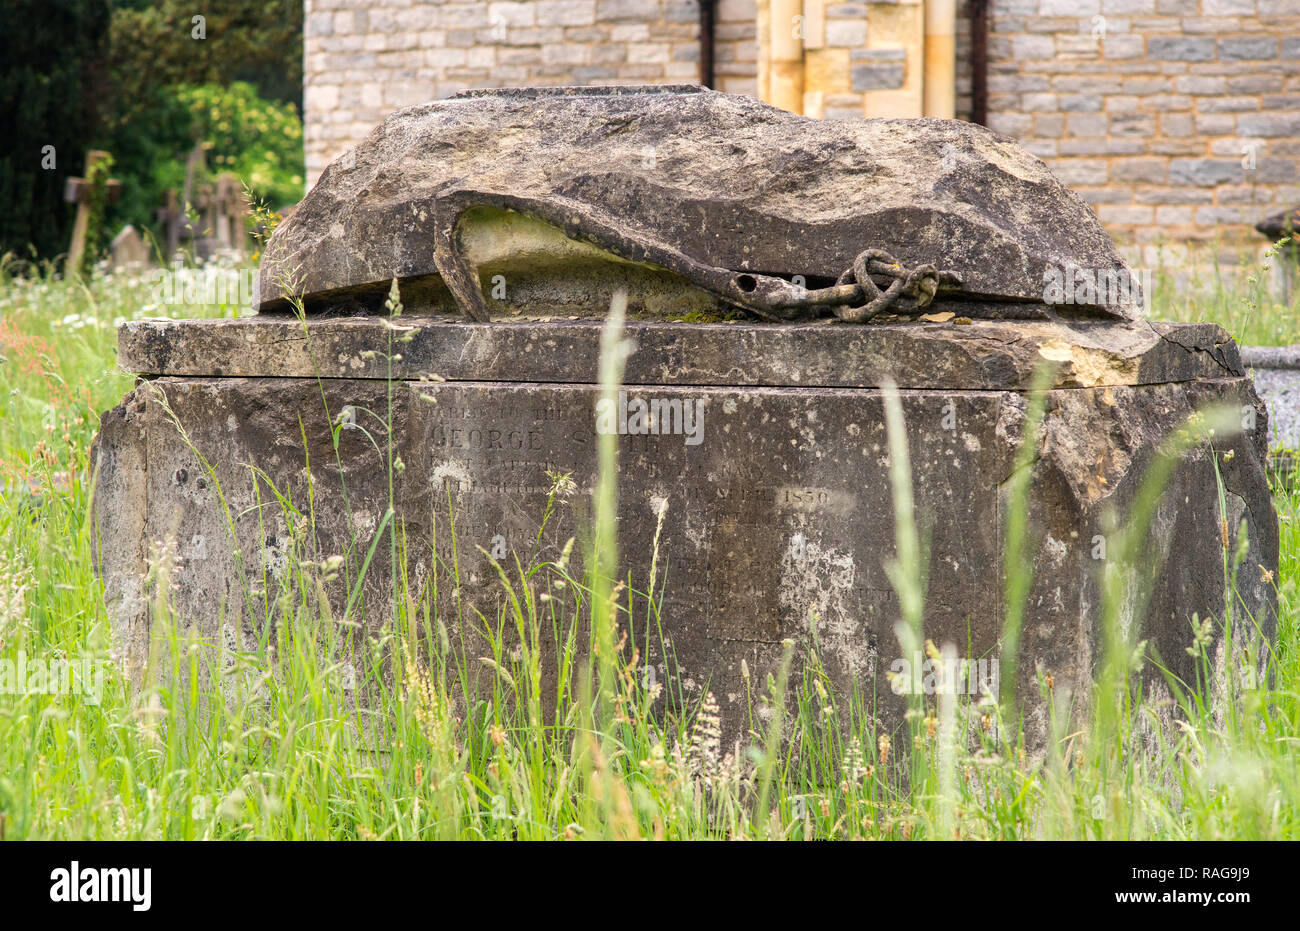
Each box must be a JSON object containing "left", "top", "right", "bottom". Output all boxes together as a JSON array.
[{"left": 303, "top": 0, "right": 1300, "bottom": 254}]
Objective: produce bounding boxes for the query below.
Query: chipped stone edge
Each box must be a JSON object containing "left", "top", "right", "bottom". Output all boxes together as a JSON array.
[{"left": 117, "top": 317, "right": 1241, "bottom": 392}]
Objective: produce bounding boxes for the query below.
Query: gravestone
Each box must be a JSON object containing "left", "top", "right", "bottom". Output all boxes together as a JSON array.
[
  {"left": 1243, "top": 345, "right": 1300, "bottom": 455},
  {"left": 108, "top": 225, "right": 152, "bottom": 270},
  {"left": 91, "top": 87, "right": 1278, "bottom": 746},
  {"left": 1257, "top": 206, "right": 1299, "bottom": 243},
  {"left": 155, "top": 143, "right": 249, "bottom": 261},
  {"left": 64, "top": 150, "right": 123, "bottom": 274}
]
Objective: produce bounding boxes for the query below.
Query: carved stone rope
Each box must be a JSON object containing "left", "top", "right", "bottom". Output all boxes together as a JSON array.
[
  {"left": 818, "top": 249, "right": 962, "bottom": 322},
  {"left": 728, "top": 248, "right": 963, "bottom": 323}
]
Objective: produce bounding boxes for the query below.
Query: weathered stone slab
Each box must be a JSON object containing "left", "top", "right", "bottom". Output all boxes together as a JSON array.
[
  {"left": 118, "top": 316, "right": 1241, "bottom": 390},
  {"left": 258, "top": 85, "right": 1143, "bottom": 321},
  {"left": 1242, "top": 345, "right": 1300, "bottom": 451},
  {"left": 92, "top": 317, "right": 1278, "bottom": 746}
]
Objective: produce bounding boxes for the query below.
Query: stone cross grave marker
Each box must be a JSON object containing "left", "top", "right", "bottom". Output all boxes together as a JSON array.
[
  {"left": 64, "top": 149, "right": 122, "bottom": 273},
  {"left": 156, "top": 143, "right": 249, "bottom": 260}
]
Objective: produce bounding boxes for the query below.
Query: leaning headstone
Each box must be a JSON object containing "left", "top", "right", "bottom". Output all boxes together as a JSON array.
[
  {"left": 91, "top": 87, "right": 1277, "bottom": 746},
  {"left": 108, "top": 225, "right": 152, "bottom": 270}
]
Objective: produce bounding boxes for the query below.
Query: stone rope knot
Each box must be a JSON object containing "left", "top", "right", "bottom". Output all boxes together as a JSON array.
[
  {"left": 829, "top": 248, "right": 963, "bottom": 323},
  {"left": 729, "top": 248, "right": 963, "bottom": 322}
]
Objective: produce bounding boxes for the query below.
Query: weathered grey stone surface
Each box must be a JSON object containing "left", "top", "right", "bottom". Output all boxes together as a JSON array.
[
  {"left": 92, "top": 317, "right": 1278, "bottom": 746},
  {"left": 118, "top": 316, "right": 1240, "bottom": 389},
  {"left": 258, "top": 85, "right": 1142, "bottom": 321},
  {"left": 94, "top": 85, "right": 1278, "bottom": 748},
  {"left": 1243, "top": 345, "right": 1300, "bottom": 450}
]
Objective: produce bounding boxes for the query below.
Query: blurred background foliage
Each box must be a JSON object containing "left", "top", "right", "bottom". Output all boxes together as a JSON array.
[
  {"left": 108, "top": 82, "right": 305, "bottom": 236},
  {"left": 0, "top": 0, "right": 111, "bottom": 260},
  {"left": 1, "top": 0, "right": 304, "bottom": 262}
]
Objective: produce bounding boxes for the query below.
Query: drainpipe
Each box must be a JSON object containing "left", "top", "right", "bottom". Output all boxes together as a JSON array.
[
  {"left": 923, "top": 0, "right": 956, "bottom": 118},
  {"left": 970, "top": 0, "right": 989, "bottom": 125},
  {"left": 699, "top": 0, "right": 716, "bottom": 88}
]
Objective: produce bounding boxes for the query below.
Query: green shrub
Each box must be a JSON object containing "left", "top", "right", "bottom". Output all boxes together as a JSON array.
[{"left": 107, "top": 81, "right": 305, "bottom": 244}]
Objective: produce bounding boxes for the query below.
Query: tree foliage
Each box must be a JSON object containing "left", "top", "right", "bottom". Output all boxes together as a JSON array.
[
  {"left": 104, "top": 0, "right": 305, "bottom": 240},
  {"left": 108, "top": 82, "right": 305, "bottom": 237},
  {"left": 107, "top": 0, "right": 302, "bottom": 120},
  {"left": 1, "top": 0, "right": 304, "bottom": 261},
  {"left": 0, "top": 0, "right": 111, "bottom": 260}
]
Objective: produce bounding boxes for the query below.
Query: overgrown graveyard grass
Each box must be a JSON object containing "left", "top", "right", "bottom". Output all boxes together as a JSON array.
[
  {"left": 0, "top": 258, "right": 1298, "bottom": 840},
  {"left": 1144, "top": 237, "right": 1300, "bottom": 347}
]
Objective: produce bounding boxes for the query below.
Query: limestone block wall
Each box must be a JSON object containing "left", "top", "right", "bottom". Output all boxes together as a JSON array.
[
  {"left": 757, "top": 0, "right": 923, "bottom": 119},
  {"left": 303, "top": 0, "right": 1300, "bottom": 247},
  {"left": 303, "top": 0, "right": 758, "bottom": 185},
  {"left": 969, "top": 0, "right": 1300, "bottom": 250}
]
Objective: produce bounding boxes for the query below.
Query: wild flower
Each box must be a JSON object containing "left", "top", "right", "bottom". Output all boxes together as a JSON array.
[
  {"left": 842, "top": 746, "right": 869, "bottom": 785},
  {"left": 0, "top": 552, "right": 34, "bottom": 644},
  {"left": 640, "top": 741, "right": 671, "bottom": 784},
  {"left": 688, "top": 691, "right": 723, "bottom": 782},
  {"left": 551, "top": 537, "right": 575, "bottom": 588},
  {"left": 319, "top": 554, "right": 345, "bottom": 582},
  {"left": 1187, "top": 613, "right": 1215, "bottom": 657},
  {"left": 402, "top": 653, "right": 454, "bottom": 753}
]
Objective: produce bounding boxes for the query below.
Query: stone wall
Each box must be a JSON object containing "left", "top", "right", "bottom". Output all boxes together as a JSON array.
[
  {"left": 303, "top": 0, "right": 1300, "bottom": 248},
  {"left": 968, "top": 0, "right": 1300, "bottom": 253},
  {"left": 303, "top": 0, "right": 758, "bottom": 184}
]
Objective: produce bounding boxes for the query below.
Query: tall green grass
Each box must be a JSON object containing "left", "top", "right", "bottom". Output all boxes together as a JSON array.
[
  {"left": 1143, "top": 237, "right": 1300, "bottom": 346},
  {"left": 0, "top": 262, "right": 1297, "bottom": 840}
]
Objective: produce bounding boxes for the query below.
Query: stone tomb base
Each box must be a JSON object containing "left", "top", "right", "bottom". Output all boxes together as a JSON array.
[
  {"left": 91, "top": 316, "right": 1279, "bottom": 744},
  {"left": 1242, "top": 345, "right": 1300, "bottom": 454}
]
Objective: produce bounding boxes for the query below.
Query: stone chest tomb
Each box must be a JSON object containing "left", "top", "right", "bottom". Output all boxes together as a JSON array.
[{"left": 92, "top": 86, "right": 1278, "bottom": 743}]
